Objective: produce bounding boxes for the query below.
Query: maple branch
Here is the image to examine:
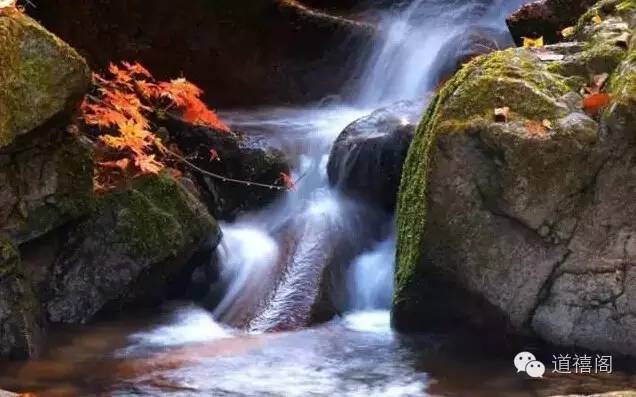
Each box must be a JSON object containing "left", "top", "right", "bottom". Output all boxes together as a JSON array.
[{"left": 164, "top": 147, "right": 290, "bottom": 191}]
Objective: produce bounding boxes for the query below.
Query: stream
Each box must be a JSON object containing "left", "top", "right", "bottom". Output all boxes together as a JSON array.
[{"left": 2, "top": 0, "right": 636, "bottom": 395}]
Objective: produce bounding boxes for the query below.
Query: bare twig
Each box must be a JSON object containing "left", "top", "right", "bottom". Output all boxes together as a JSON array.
[{"left": 165, "top": 147, "right": 290, "bottom": 191}]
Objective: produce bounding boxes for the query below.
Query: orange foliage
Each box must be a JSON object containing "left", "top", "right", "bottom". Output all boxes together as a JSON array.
[
  {"left": 81, "top": 61, "right": 229, "bottom": 191},
  {"left": 582, "top": 92, "right": 611, "bottom": 116}
]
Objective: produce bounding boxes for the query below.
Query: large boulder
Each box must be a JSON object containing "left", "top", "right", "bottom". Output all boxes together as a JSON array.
[
  {"left": 327, "top": 101, "right": 422, "bottom": 211},
  {"left": 395, "top": 0, "right": 636, "bottom": 357},
  {"left": 0, "top": 11, "right": 93, "bottom": 244},
  {"left": 0, "top": 236, "right": 42, "bottom": 359},
  {"left": 27, "top": 0, "right": 373, "bottom": 108},
  {"left": 46, "top": 173, "right": 220, "bottom": 324},
  {"left": 506, "top": 0, "right": 598, "bottom": 46}
]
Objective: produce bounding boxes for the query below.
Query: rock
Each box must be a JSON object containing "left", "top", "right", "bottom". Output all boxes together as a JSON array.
[
  {"left": 46, "top": 173, "right": 220, "bottom": 324},
  {"left": 544, "top": 2, "right": 633, "bottom": 80},
  {"left": 0, "top": 11, "right": 90, "bottom": 148},
  {"left": 394, "top": 3, "right": 636, "bottom": 357},
  {"left": 0, "top": 11, "right": 92, "bottom": 359},
  {"left": 327, "top": 101, "right": 422, "bottom": 211},
  {"left": 506, "top": 0, "right": 597, "bottom": 46},
  {"left": 0, "top": 131, "right": 94, "bottom": 244},
  {"left": 0, "top": 11, "right": 93, "bottom": 244},
  {"left": 27, "top": 0, "right": 372, "bottom": 108},
  {"left": 0, "top": 236, "right": 42, "bottom": 359},
  {"left": 166, "top": 118, "right": 291, "bottom": 220}
]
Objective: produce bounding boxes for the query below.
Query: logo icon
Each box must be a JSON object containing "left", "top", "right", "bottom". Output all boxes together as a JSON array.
[{"left": 514, "top": 352, "right": 545, "bottom": 378}]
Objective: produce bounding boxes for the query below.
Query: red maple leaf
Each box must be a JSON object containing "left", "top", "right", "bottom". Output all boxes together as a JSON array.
[
  {"left": 582, "top": 93, "right": 610, "bottom": 116},
  {"left": 279, "top": 172, "right": 296, "bottom": 190}
]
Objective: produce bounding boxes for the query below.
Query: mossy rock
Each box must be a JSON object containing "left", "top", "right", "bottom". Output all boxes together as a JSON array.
[
  {"left": 0, "top": 11, "right": 94, "bottom": 244},
  {"left": 0, "top": 131, "right": 95, "bottom": 244},
  {"left": 46, "top": 173, "right": 220, "bottom": 324},
  {"left": 0, "top": 235, "right": 42, "bottom": 359},
  {"left": 394, "top": 1, "right": 636, "bottom": 357},
  {"left": 0, "top": 10, "right": 90, "bottom": 148},
  {"left": 395, "top": 48, "right": 577, "bottom": 322}
]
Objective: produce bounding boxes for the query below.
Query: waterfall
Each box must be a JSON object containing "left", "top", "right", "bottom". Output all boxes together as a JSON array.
[
  {"left": 356, "top": 0, "right": 527, "bottom": 106},
  {"left": 212, "top": 0, "right": 529, "bottom": 331},
  {"left": 346, "top": 236, "right": 395, "bottom": 311}
]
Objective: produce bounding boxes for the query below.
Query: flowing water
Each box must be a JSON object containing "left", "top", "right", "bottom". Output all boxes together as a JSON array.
[{"left": 3, "top": 0, "right": 636, "bottom": 395}]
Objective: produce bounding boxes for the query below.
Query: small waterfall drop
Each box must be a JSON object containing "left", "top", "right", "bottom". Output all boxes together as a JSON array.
[
  {"left": 211, "top": 0, "right": 529, "bottom": 332},
  {"left": 346, "top": 236, "right": 395, "bottom": 311},
  {"left": 212, "top": 226, "right": 280, "bottom": 322},
  {"left": 356, "top": 0, "right": 527, "bottom": 106}
]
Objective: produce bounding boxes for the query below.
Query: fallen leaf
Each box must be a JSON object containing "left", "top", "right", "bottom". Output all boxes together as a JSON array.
[
  {"left": 561, "top": 26, "right": 575, "bottom": 38},
  {"left": 209, "top": 148, "right": 220, "bottom": 162},
  {"left": 592, "top": 14, "right": 602, "bottom": 25},
  {"left": 542, "top": 119, "right": 553, "bottom": 130},
  {"left": 494, "top": 107, "right": 510, "bottom": 122},
  {"left": 526, "top": 120, "right": 547, "bottom": 136},
  {"left": 582, "top": 92, "right": 611, "bottom": 115},
  {"left": 522, "top": 36, "right": 544, "bottom": 48},
  {"left": 279, "top": 172, "right": 296, "bottom": 191}
]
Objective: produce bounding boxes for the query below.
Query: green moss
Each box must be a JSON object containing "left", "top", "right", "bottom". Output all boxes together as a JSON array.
[
  {"left": 4, "top": 134, "right": 95, "bottom": 243},
  {"left": 394, "top": 58, "right": 477, "bottom": 306},
  {"left": 606, "top": 29, "right": 636, "bottom": 127},
  {"left": 0, "top": 11, "right": 89, "bottom": 148},
  {"left": 53, "top": 137, "right": 95, "bottom": 218},
  {"left": 0, "top": 236, "right": 19, "bottom": 276},
  {"left": 549, "top": 42, "right": 627, "bottom": 78},
  {"left": 100, "top": 173, "right": 215, "bottom": 259},
  {"left": 437, "top": 49, "right": 570, "bottom": 123}
]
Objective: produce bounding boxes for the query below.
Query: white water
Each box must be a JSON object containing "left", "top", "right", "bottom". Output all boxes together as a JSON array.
[
  {"left": 212, "top": 227, "right": 279, "bottom": 321},
  {"left": 208, "top": 0, "right": 529, "bottom": 332},
  {"left": 357, "top": 0, "right": 527, "bottom": 106},
  {"left": 347, "top": 236, "right": 396, "bottom": 311},
  {"left": 214, "top": 106, "right": 388, "bottom": 331}
]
